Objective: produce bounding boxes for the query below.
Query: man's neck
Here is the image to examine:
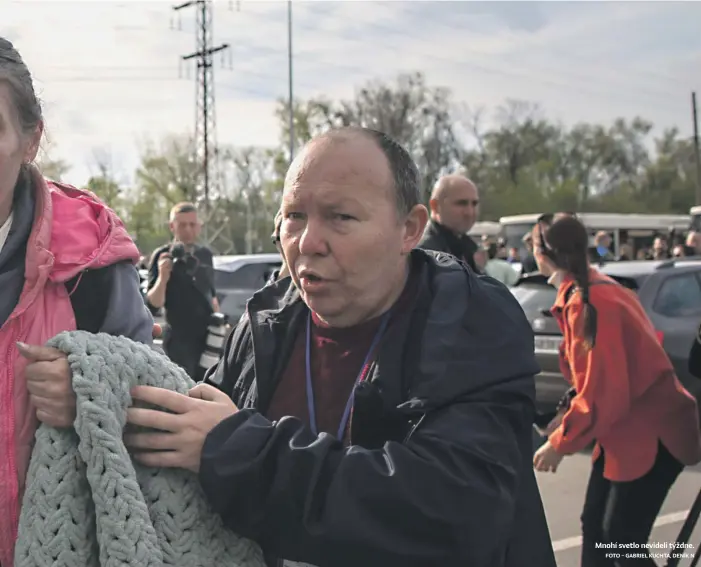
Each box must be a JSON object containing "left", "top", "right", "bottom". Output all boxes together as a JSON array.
[
  {"left": 174, "top": 239, "right": 196, "bottom": 252},
  {"left": 432, "top": 217, "right": 462, "bottom": 238}
]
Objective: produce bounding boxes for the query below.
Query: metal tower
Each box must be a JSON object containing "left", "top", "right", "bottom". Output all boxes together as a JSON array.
[{"left": 173, "top": 0, "right": 230, "bottom": 244}]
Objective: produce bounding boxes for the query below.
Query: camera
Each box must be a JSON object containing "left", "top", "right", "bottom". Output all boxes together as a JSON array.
[
  {"left": 170, "top": 243, "right": 199, "bottom": 275},
  {"left": 170, "top": 242, "right": 187, "bottom": 262}
]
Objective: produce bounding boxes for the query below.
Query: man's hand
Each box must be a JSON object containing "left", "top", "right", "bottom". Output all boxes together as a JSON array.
[
  {"left": 533, "top": 439, "right": 565, "bottom": 473},
  {"left": 17, "top": 342, "right": 76, "bottom": 428},
  {"left": 157, "top": 253, "right": 173, "bottom": 282},
  {"left": 125, "top": 383, "right": 238, "bottom": 472}
]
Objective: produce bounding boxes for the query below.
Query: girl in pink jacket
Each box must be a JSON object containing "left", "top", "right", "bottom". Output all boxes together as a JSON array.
[{"left": 0, "top": 37, "right": 154, "bottom": 567}]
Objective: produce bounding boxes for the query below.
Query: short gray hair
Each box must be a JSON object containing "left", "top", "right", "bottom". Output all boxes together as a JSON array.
[
  {"left": 319, "top": 126, "right": 421, "bottom": 217},
  {"left": 0, "top": 38, "right": 42, "bottom": 136}
]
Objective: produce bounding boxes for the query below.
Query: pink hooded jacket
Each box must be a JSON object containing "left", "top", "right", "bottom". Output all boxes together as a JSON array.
[{"left": 0, "top": 170, "right": 140, "bottom": 567}]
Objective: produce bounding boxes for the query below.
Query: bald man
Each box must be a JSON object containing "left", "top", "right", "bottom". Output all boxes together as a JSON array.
[{"left": 419, "top": 174, "right": 481, "bottom": 272}]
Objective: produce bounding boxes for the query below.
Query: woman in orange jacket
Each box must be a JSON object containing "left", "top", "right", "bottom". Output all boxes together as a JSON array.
[{"left": 531, "top": 215, "right": 701, "bottom": 567}]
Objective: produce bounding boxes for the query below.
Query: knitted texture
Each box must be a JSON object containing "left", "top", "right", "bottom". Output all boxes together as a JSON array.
[{"left": 14, "top": 331, "right": 266, "bottom": 567}]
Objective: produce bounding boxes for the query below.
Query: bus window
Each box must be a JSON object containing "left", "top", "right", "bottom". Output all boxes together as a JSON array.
[{"left": 502, "top": 223, "right": 533, "bottom": 251}]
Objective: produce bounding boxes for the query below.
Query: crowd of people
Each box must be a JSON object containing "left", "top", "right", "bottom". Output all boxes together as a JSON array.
[{"left": 2, "top": 35, "right": 701, "bottom": 567}]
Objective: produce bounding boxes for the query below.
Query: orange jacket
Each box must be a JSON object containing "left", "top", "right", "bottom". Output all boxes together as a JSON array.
[{"left": 548, "top": 268, "right": 701, "bottom": 481}]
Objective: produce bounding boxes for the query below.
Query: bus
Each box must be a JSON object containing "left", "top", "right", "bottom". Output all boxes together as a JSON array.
[
  {"left": 468, "top": 221, "right": 501, "bottom": 242},
  {"left": 500, "top": 212, "right": 691, "bottom": 259}
]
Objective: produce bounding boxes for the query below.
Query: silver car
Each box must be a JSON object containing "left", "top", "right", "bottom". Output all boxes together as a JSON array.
[
  {"left": 511, "top": 258, "right": 701, "bottom": 417},
  {"left": 214, "top": 253, "right": 282, "bottom": 323}
]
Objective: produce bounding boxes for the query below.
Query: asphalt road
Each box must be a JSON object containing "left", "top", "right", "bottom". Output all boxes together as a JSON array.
[{"left": 536, "top": 442, "right": 701, "bottom": 567}]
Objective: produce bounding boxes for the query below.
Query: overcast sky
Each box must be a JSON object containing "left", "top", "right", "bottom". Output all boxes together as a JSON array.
[{"left": 3, "top": 0, "right": 700, "bottom": 186}]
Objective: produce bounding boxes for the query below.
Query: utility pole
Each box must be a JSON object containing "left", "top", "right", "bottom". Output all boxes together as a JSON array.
[
  {"left": 287, "top": 0, "right": 295, "bottom": 164},
  {"left": 173, "top": 0, "right": 230, "bottom": 245},
  {"left": 693, "top": 92, "right": 701, "bottom": 205}
]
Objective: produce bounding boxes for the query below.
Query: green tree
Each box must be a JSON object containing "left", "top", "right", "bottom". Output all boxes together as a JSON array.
[{"left": 276, "top": 72, "right": 462, "bottom": 201}]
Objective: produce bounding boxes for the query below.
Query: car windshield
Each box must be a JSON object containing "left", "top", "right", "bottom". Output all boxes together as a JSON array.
[{"left": 214, "top": 261, "right": 282, "bottom": 289}]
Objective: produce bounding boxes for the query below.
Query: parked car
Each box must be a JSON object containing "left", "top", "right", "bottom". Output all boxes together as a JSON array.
[
  {"left": 138, "top": 268, "right": 149, "bottom": 296},
  {"left": 214, "top": 253, "right": 282, "bottom": 323},
  {"left": 511, "top": 258, "right": 701, "bottom": 418}
]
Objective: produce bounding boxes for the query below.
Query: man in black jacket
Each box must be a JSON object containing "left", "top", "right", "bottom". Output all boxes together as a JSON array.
[
  {"left": 419, "top": 173, "right": 480, "bottom": 271},
  {"left": 125, "top": 127, "right": 555, "bottom": 567},
  {"left": 146, "top": 202, "right": 218, "bottom": 378}
]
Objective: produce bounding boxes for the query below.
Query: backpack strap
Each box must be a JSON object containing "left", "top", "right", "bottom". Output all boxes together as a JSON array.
[{"left": 65, "top": 266, "right": 113, "bottom": 333}]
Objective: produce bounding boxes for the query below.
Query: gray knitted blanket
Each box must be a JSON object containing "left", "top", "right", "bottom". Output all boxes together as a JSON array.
[{"left": 14, "top": 331, "right": 266, "bottom": 567}]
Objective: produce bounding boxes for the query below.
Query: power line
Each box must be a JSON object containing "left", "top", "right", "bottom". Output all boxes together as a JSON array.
[
  {"left": 287, "top": 0, "right": 294, "bottom": 163},
  {"left": 693, "top": 92, "right": 701, "bottom": 205},
  {"left": 173, "top": 0, "right": 231, "bottom": 245}
]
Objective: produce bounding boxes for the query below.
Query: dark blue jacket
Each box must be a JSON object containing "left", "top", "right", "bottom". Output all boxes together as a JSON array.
[{"left": 201, "top": 249, "right": 554, "bottom": 567}]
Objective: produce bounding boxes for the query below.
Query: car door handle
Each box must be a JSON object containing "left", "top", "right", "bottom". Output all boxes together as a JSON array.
[{"left": 540, "top": 308, "right": 554, "bottom": 318}]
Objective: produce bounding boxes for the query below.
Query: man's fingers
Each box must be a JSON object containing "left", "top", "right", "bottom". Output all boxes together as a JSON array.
[
  {"left": 188, "top": 383, "right": 229, "bottom": 402},
  {"left": 17, "top": 343, "right": 65, "bottom": 362},
  {"left": 126, "top": 407, "right": 182, "bottom": 432},
  {"left": 125, "top": 432, "right": 179, "bottom": 451},
  {"left": 130, "top": 385, "right": 192, "bottom": 414}
]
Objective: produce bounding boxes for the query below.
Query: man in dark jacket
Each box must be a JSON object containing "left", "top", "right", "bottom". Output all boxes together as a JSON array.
[
  {"left": 419, "top": 173, "right": 480, "bottom": 271},
  {"left": 125, "top": 127, "right": 555, "bottom": 567}
]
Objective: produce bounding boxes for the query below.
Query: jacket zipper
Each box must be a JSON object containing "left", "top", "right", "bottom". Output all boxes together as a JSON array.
[{"left": 403, "top": 413, "right": 426, "bottom": 443}]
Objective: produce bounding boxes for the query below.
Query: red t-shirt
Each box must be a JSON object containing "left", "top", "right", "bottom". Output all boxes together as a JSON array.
[{"left": 266, "top": 270, "right": 419, "bottom": 443}]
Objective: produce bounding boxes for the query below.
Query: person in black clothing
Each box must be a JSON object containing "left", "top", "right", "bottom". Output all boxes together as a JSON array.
[
  {"left": 520, "top": 231, "right": 539, "bottom": 274},
  {"left": 418, "top": 174, "right": 480, "bottom": 272},
  {"left": 125, "top": 127, "right": 555, "bottom": 567},
  {"left": 146, "top": 202, "right": 218, "bottom": 378}
]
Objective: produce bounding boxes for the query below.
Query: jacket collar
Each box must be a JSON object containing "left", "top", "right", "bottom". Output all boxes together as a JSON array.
[{"left": 245, "top": 248, "right": 539, "bottom": 414}]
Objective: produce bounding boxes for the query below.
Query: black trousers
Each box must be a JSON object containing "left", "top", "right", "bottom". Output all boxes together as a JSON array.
[
  {"left": 163, "top": 332, "right": 206, "bottom": 379},
  {"left": 581, "top": 442, "right": 684, "bottom": 567}
]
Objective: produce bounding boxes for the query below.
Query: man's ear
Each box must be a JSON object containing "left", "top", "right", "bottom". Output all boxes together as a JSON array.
[
  {"left": 428, "top": 198, "right": 439, "bottom": 217},
  {"left": 402, "top": 204, "right": 429, "bottom": 254}
]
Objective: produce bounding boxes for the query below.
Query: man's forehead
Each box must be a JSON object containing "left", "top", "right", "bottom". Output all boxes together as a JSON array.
[
  {"left": 284, "top": 137, "right": 393, "bottom": 200},
  {"left": 443, "top": 179, "right": 478, "bottom": 201},
  {"left": 282, "top": 186, "right": 363, "bottom": 208},
  {"left": 174, "top": 211, "right": 199, "bottom": 222}
]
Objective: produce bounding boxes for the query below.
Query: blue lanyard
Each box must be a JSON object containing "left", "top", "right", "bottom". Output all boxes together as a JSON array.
[{"left": 305, "top": 310, "right": 391, "bottom": 439}]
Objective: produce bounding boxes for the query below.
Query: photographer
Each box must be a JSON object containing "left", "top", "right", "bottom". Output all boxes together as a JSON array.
[{"left": 146, "top": 202, "right": 219, "bottom": 378}]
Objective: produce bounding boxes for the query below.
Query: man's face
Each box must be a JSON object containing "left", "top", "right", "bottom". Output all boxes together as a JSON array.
[
  {"left": 170, "top": 211, "right": 200, "bottom": 245},
  {"left": 433, "top": 180, "right": 479, "bottom": 234},
  {"left": 280, "top": 135, "right": 427, "bottom": 327},
  {"left": 653, "top": 237, "right": 667, "bottom": 257}
]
